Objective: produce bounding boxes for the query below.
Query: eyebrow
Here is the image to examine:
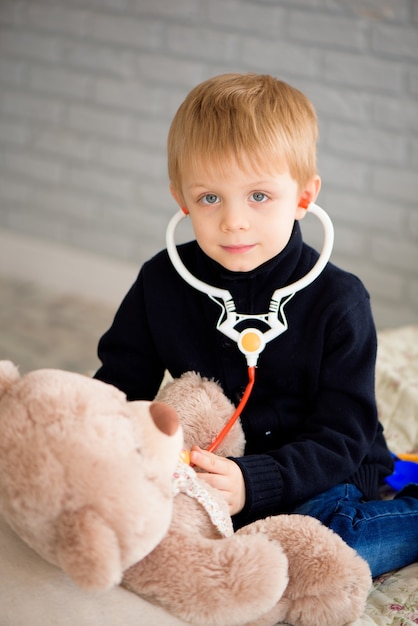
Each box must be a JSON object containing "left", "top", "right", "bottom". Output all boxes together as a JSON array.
[
  {"left": 186, "top": 183, "right": 210, "bottom": 189},
  {"left": 186, "top": 178, "right": 282, "bottom": 190}
]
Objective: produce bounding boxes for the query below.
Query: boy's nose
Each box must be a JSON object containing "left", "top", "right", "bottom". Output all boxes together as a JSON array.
[{"left": 220, "top": 203, "right": 249, "bottom": 232}]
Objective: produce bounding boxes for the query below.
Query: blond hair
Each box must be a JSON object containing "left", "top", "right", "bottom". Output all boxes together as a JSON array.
[{"left": 167, "top": 73, "right": 318, "bottom": 196}]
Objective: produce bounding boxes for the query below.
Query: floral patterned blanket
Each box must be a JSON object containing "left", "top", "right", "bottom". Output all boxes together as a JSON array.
[
  {"left": 351, "top": 326, "right": 418, "bottom": 626},
  {"left": 356, "top": 563, "right": 418, "bottom": 625}
]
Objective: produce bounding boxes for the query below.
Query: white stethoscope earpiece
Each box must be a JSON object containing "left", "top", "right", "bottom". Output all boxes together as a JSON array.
[{"left": 166, "top": 203, "right": 334, "bottom": 367}]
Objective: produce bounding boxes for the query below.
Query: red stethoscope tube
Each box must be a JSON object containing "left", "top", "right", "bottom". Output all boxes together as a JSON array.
[{"left": 206, "top": 366, "right": 256, "bottom": 453}]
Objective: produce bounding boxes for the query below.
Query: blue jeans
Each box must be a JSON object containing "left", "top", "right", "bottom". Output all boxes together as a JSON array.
[{"left": 293, "top": 483, "right": 418, "bottom": 578}]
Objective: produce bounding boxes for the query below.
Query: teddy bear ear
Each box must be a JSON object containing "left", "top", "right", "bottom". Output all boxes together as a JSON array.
[
  {"left": 149, "top": 401, "right": 180, "bottom": 436},
  {"left": 0, "top": 361, "right": 20, "bottom": 400}
]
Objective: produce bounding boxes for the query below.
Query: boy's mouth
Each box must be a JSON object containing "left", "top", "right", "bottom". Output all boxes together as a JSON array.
[{"left": 221, "top": 244, "right": 255, "bottom": 254}]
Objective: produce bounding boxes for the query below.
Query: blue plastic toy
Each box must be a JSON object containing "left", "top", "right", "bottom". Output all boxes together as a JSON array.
[{"left": 385, "top": 453, "right": 418, "bottom": 491}]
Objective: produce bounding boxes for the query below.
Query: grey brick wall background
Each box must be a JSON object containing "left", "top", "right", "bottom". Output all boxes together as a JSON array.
[{"left": 0, "top": 0, "right": 417, "bottom": 329}]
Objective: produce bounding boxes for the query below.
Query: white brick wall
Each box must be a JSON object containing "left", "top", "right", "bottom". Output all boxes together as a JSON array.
[{"left": 0, "top": 0, "right": 417, "bottom": 329}]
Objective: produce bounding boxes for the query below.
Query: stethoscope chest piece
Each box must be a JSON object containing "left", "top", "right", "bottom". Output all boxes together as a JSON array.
[{"left": 237, "top": 328, "right": 266, "bottom": 366}]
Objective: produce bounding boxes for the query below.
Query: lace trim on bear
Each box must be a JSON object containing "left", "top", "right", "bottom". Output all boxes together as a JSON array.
[{"left": 173, "top": 460, "right": 233, "bottom": 538}]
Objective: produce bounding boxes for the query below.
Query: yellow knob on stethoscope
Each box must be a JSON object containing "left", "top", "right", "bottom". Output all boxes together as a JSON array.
[
  {"left": 238, "top": 328, "right": 266, "bottom": 366},
  {"left": 240, "top": 330, "right": 262, "bottom": 352}
]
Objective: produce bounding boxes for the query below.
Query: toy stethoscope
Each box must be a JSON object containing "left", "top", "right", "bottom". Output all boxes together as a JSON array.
[{"left": 166, "top": 201, "right": 334, "bottom": 453}]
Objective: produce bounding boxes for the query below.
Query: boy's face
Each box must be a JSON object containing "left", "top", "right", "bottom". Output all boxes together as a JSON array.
[{"left": 172, "top": 158, "right": 320, "bottom": 273}]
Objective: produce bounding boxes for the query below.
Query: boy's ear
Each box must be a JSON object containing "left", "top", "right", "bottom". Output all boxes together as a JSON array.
[
  {"left": 296, "top": 175, "right": 321, "bottom": 220},
  {"left": 170, "top": 184, "right": 189, "bottom": 215},
  {"left": 169, "top": 184, "right": 185, "bottom": 209}
]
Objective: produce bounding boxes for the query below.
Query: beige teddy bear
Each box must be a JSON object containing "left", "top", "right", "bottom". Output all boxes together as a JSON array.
[
  {"left": 0, "top": 360, "right": 183, "bottom": 591},
  {"left": 0, "top": 363, "right": 371, "bottom": 626}
]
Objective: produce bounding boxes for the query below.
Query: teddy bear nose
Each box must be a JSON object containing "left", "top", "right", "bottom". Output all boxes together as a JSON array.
[{"left": 149, "top": 402, "right": 180, "bottom": 436}]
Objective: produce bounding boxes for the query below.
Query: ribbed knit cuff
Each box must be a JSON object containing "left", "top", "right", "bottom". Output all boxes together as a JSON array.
[
  {"left": 230, "top": 454, "right": 284, "bottom": 529},
  {"left": 349, "top": 464, "right": 386, "bottom": 501}
]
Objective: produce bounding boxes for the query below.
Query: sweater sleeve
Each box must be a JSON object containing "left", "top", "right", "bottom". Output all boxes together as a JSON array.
[{"left": 94, "top": 268, "right": 165, "bottom": 401}]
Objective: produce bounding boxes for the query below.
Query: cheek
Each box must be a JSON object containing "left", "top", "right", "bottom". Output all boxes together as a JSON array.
[
  {"left": 264, "top": 215, "right": 295, "bottom": 248},
  {"left": 189, "top": 217, "right": 201, "bottom": 239},
  {"left": 190, "top": 216, "right": 213, "bottom": 242}
]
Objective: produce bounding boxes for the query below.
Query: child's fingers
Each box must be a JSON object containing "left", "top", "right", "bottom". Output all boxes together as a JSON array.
[{"left": 190, "top": 446, "right": 223, "bottom": 473}]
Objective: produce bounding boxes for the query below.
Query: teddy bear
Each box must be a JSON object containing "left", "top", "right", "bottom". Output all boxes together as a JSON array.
[
  {"left": 0, "top": 360, "right": 184, "bottom": 591},
  {"left": 0, "top": 361, "right": 372, "bottom": 626}
]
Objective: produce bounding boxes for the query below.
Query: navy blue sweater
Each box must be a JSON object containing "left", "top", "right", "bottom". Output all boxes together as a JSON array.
[{"left": 95, "top": 222, "right": 393, "bottom": 528}]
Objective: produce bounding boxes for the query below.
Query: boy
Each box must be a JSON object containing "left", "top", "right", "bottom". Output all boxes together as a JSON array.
[{"left": 95, "top": 73, "right": 418, "bottom": 577}]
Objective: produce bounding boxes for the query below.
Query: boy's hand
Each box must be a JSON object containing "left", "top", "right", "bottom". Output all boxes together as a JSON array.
[{"left": 190, "top": 446, "right": 246, "bottom": 516}]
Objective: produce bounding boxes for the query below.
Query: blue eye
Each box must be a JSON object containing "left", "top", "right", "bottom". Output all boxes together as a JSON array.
[
  {"left": 251, "top": 192, "right": 267, "bottom": 202},
  {"left": 201, "top": 194, "right": 219, "bottom": 205}
]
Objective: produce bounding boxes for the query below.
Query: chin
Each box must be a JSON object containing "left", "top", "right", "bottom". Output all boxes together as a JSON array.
[{"left": 222, "top": 260, "right": 259, "bottom": 273}]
